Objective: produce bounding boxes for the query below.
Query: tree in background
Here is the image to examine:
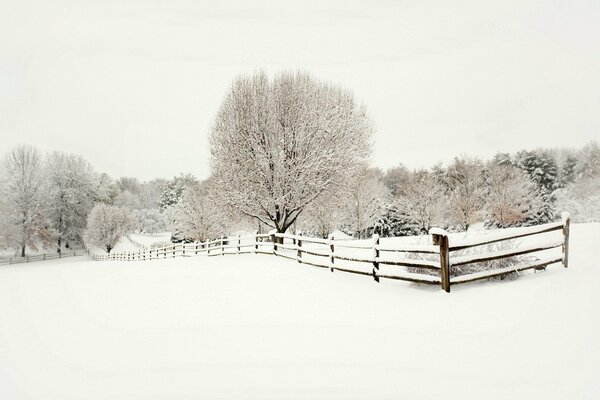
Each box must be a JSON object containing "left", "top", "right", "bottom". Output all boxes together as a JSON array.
[
  {"left": 395, "top": 170, "right": 446, "bottom": 234},
  {"left": 210, "top": 71, "right": 373, "bottom": 237},
  {"left": 484, "top": 163, "right": 543, "bottom": 227},
  {"left": 171, "top": 180, "right": 226, "bottom": 242},
  {"left": 1, "top": 145, "right": 53, "bottom": 256},
  {"left": 340, "top": 167, "right": 387, "bottom": 239},
  {"left": 46, "top": 152, "right": 98, "bottom": 251},
  {"left": 96, "top": 173, "right": 120, "bottom": 204},
  {"left": 444, "top": 157, "right": 487, "bottom": 231},
  {"left": 133, "top": 208, "right": 167, "bottom": 234},
  {"left": 159, "top": 174, "right": 198, "bottom": 211},
  {"left": 300, "top": 191, "right": 344, "bottom": 238},
  {"left": 83, "top": 204, "right": 135, "bottom": 254}
]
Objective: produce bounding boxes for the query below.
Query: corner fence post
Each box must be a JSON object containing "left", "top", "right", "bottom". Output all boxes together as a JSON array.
[
  {"left": 562, "top": 212, "right": 571, "bottom": 268},
  {"left": 432, "top": 230, "right": 450, "bottom": 293},
  {"left": 254, "top": 232, "right": 258, "bottom": 253},
  {"left": 372, "top": 234, "right": 380, "bottom": 283},
  {"left": 220, "top": 236, "right": 224, "bottom": 256},
  {"left": 297, "top": 239, "right": 302, "bottom": 263}
]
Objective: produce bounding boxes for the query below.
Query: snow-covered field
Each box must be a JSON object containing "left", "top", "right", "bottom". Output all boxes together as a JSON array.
[{"left": 0, "top": 224, "right": 598, "bottom": 399}]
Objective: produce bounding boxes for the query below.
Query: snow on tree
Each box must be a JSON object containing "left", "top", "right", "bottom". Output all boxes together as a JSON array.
[
  {"left": 339, "top": 167, "right": 387, "bottom": 239},
  {"left": 133, "top": 208, "right": 167, "bottom": 234},
  {"left": 46, "top": 152, "right": 98, "bottom": 251},
  {"left": 557, "top": 154, "right": 578, "bottom": 189},
  {"left": 394, "top": 169, "right": 446, "bottom": 234},
  {"left": 444, "top": 157, "right": 487, "bottom": 231},
  {"left": 576, "top": 141, "right": 600, "bottom": 179},
  {"left": 383, "top": 164, "right": 412, "bottom": 197},
  {"left": 300, "top": 191, "right": 344, "bottom": 238},
  {"left": 515, "top": 150, "right": 559, "bottom": 193},
  {"left": 210, "top": 71, "right": 373, "bottom": 236},
  {"left": 139, "top": 179, "right": 167, "bottom": 209},
  {"left": 84, "top": 204, "right": 135, "bottom": 254},
  {"left": 484, "top": 163, "right": 544, "bottom": 228},
  {"left": 170, "top": 180, "right": 227, "bottom": 242},
  {"left": 96, "top": 173, "right": 120, "bottom": 204},
  {"left": 114, "top": 190, "right": 142, "bottom": 209},
  {"left": 0, "top": 145, "right": 53, "bottom": 257},
  {"left": 159, "top": 174, "right": 198, "bottom": 211}
]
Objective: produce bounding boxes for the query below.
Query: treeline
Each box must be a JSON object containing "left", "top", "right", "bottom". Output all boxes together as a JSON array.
[
  {"left": 1, "top": 71, "right": 598, "bottom": 255},
  {"left": 322, "top": 142, "right": 600, "bottom": 239},
  {"left": 1, "top": 141, "right": 597, "bottom": 256}
]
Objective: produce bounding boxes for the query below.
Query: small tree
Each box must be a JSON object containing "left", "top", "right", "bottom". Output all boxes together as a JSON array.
[
  {"left": 210, "top": 71, "right": 373, "bottom": 237},
  {"left": 84, "top": 204, "right": 135, "bottom": 254},
  {"left": 170, "top": 181, "right": 226, "bottom": 242}
]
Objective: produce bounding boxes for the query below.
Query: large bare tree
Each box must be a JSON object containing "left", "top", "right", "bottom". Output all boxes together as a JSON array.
[{"left": 210, "top": 71, "right": 373, "bottom": 235}]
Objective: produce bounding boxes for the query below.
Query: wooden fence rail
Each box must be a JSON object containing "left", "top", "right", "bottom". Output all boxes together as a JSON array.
[
  {"left": 89, "top": 213, "right": 571, "bottom": 293},
  {"left": 0, "top": 250, "right": 84, "bottom": 266}
]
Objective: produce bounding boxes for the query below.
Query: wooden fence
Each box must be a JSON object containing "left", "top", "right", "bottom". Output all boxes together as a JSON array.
[
  {"left": 89, "top": 213, "right": 571, "bottom": 293},
  {"left": 0, "top": 250, "right": 84, "bottom": 266}
]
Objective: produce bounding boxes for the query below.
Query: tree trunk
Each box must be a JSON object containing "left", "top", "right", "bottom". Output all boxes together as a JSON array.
[{"left": 21, "top": 245, "right": 25, "bottom": 258}]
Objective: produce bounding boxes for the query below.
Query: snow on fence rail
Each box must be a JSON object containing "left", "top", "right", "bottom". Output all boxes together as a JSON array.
[
  {"left": 0, "top": 250, "right": 84, "bottom": 266},
  {"left": 89, "top": 213, "right": 571, "bottom": 293}
]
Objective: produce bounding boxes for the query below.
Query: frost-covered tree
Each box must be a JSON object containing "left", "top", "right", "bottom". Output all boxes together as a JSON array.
[
  {"left": 1, "top": 145, "right": 52, "bottom": 256},
  {"left": 340, "top": 167, "right": 386, "bottom": 239},
  {"left": 554, "top": 175, "right": 600, "bottom": 222},
  {"left": 139, "top": 179, "right": 167, "bottom": 209},
  {"left": 484, "top": 164, "right": 543, "bottom": 227},
  {"left": 96, "top": 173, "right": 119, "bottom": 204},
  {"left": 46, "top": 152, "right": 98, "bottom": 251},
  {"left": 210, "top": 71, "right": 373, "bottom": 236},
  {"left": 444, "top": 157, "right": 487, "bottom": 231},
  {"left": 300, "top": 191, "right": 344, "bottom": 238},
  {"left": 170, "top": 180, "right": 226, "bottom": 242},
  {"left": 83, "top": 204, "right": 135, "bottom": 254},
  {"left": 557, "top": 154, "right": 578, "bottom": 189},
  {"left": 114, "top": 190, "right": 142, "bottom": 209},
  {"left": 133, "top": 208, "right": 167, "bottom": 234},
  {"left": 395, "top": 170, "right": 446, "bottom": 234},
  {"left": 159, "top": 174, "right": 198, "bottom": 211},
  {"left": 576, "top": 141, "right": 600, "bottom": 179},
  {"left": 515, "top": 150, "right": 559, "bottom": 193}
]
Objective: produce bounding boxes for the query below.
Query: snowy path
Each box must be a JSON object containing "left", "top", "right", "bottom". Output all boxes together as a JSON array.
[{"left": 0, "top": 224, "right": 598, "bottom": 399}]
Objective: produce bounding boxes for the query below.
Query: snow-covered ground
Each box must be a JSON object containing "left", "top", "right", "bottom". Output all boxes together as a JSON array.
[{"left": 0, "top": 223, "right": 598, "bottom": 399}]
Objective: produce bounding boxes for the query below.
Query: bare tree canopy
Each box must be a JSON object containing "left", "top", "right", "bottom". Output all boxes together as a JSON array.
[
  {"left": 210, "top": 71, "right": 373, "bottom": 233},
  {"left": 83, "top": 204, "right": 135, "bottom": 254},
  {"left": 1, "top": 145, "right": 52, "bottom": 256}
]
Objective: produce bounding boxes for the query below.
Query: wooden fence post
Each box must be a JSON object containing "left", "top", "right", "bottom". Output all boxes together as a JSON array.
[
  {"left": 254, "top": 232, "right": 259, "bottom": 253},
  {"left": 328, "top": 234, "right": 335, "bottom": 272},
  {"left": 237, "top": 235, "right": 241, "bottom": 254},
  {"left": 297, "top": 239, "right": 302, "bottom": 263},
  {"left": 562, "top": 212, "right": 570, "bottom": 268},
  {"left": 271, "top": 232, "right": 277, "bottom": 254},
  {"left": 372, "top": 234, "right": 380, "bottom": 283},
  {"left": 221, "top": 236, "right": 224, "bottom": 256},
  {"left": 432, "top": 230, "right": 450, "bottom": 293}
]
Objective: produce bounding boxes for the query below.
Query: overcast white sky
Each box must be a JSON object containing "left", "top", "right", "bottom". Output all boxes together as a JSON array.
[{"left": 0, "top": 0, "right": 598, "bottom": 181}]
